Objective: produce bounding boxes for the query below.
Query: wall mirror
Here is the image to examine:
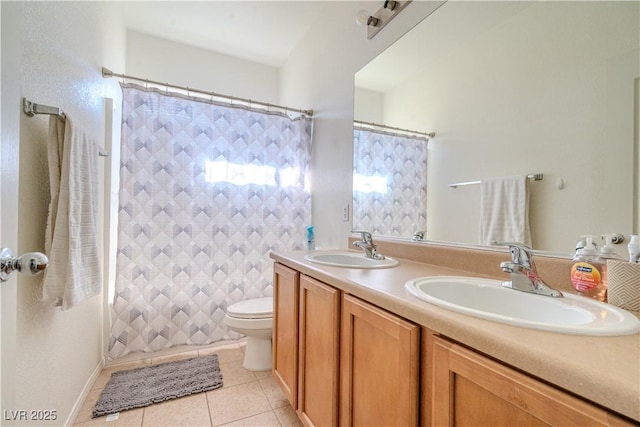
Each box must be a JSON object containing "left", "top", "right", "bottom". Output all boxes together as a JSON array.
[{"left": 354, "top": 1, "right": 639, "bottom": 255}]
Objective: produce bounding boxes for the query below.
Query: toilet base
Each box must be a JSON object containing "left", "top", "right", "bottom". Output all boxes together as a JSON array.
[{"left": 243, "top": 335, "right": 272, "bottom": 371}]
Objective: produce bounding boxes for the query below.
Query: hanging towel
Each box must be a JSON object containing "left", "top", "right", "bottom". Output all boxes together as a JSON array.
[
  {"left": 43, "top": 115, "right": 102, "bottom": 310},
  {"left": 479, "top": 175, "right": 532, "bottom": 247}
]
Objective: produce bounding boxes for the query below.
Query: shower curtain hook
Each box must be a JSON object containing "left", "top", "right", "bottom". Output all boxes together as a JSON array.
[
  {"left": 186, "top": 87, "right": 190, "bottom": 97},
  {"left": 145, "top": 78, "right": 149, "bottom": 89}
]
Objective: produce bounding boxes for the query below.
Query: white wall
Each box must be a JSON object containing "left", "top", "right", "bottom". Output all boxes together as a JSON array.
[
  {"left": 4, "top": 1, "right": 125, "bottom": 425},
  {"left": 280, "top": 1, "right": 444, "bottom": 248},
  {"left": 126, "top": 30, "right": 280, "bottom": 105},
  {"left": 353, "top": 87, "right": 383, "bottom": 123},
  {"left": 382, "top": 1, "right": 639, "bottom": 253},
  {"left": 1, "top": 1, "right": 22, "bottom": 418}
]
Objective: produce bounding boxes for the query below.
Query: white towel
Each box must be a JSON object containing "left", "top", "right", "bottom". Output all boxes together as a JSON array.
[
  {"left": 479, "top": 175, "right": 531, "bottom": 247},
  {"left": 43, "top": 115, "right": 102, "bottom": 310}
]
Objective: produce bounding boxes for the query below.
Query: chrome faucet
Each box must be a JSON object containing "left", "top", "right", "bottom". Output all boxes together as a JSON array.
[
  {"left": 352, "top": 230, "right": 385, "bottom": 260},
  {"left": 499, "top": 243, "right": 563, "bottom": 297},
  {"left": 412, "top": 231, "right": 426, "bottom": 241}
]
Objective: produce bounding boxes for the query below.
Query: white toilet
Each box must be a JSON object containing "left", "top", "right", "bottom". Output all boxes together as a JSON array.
[{"left": 224, "top": 297, "right": 273, "bottom": 371}]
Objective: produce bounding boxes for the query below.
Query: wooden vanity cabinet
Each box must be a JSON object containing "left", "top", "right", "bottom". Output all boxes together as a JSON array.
[
  {"left": 272, "top": 263, "right": 420, "bottom": 427},
  {"left": 297, "top": 275, "right": 341, "bottom": 426},
  {"left": 272, "top": 263, "right": 299, "bottom": 407},
  {"left": 341, "top": 294, "right": 420, "bottom": 427},
  {"left": 422, "top": 331, "right": 635, "bottom": 427}
]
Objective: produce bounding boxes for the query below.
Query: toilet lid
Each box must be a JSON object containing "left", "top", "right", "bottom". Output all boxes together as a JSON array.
[{"left": 227, "top": 297, "right": 273, "bottom": 319}]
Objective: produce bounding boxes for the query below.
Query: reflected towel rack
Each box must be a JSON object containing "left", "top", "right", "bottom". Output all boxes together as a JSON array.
[
  {"left": 22, "top": 98, "right": 109, "bottom": 157},
  {"left": 449, "top": 173, "right": 543, "bottom": 188}
]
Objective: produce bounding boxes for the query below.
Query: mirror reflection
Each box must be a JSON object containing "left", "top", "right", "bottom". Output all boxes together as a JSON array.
[{"left": 354, "top": 1, "right": 639, "bottom": 254}]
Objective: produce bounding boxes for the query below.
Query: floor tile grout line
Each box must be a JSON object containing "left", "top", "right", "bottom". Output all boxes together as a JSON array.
[
  {"left": 256, "top": 376, "right": 279, "bottom": 411},
  {"left": 204, "top": 377, "right": 215, "bottom": 427},
  {"left": 214, "top": 409, "right": 281, "bottom": 427}
]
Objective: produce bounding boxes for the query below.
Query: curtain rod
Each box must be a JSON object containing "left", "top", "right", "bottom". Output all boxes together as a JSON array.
[
  {"left": 101, "top": 67, "right": 313, "bottom": 117},
  {"left": 354, "top": 119, "right": 435, "bottom": 138},
  {"left": 449, "top": 173, "right": 544, "bottom": 188}
]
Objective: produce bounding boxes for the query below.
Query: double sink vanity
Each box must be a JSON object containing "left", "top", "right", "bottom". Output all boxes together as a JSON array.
[{"left": 270, "top": 238, "right": 640, "bottom": 426}]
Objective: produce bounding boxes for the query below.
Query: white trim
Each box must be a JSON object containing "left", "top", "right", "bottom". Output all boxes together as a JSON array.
[{"left": 65, "top": 358, "right": 105, "bottom": 427}]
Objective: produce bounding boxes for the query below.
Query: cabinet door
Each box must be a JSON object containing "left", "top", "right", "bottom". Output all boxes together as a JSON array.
[
  {"left": 340, "top": 294, "right": 420, "bottom": 427},
  {"left": 273, "top": 263, "right": 299, "bottom": 408},
  {"left": 424, "top": 332, "right": 634, "bottom": 427},
  {"left": 298, "top": 275, "right": 341, "bottom": 427}
]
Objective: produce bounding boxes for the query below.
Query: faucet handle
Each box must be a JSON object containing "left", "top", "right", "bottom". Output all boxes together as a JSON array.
[
  {"left": 351, "top": 230, "right": 373, "bottom": 243},
  {"left": 497, "top": 242, "right": 534, "bottom": 267}
]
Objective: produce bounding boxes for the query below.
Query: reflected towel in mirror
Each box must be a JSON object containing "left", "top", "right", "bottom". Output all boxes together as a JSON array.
[{"left": 479, "top": 175, "right": 531, "bottom": 247}]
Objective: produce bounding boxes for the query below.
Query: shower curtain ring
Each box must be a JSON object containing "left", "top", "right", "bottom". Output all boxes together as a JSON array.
[{"left": 144, "top": 79, "right": 149, "bottom": 89}]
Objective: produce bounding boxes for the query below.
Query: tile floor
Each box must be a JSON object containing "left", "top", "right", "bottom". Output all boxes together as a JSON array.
[{"left": 73, "top": 341, "right": 302, "bottom": 427}]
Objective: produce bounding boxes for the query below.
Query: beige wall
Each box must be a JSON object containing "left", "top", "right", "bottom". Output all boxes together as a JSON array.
[
  {"left": 353, "top": 87, "right": 383, "bottom": 124},
  {"left": 126, "top": 30, "right": 280, "bottom": 105},
  {"left": 4, "top": 1, "right": 126, "bottom": 425},
  {"left": 372, "top": 2, "right": 640, "bottom": 254}
]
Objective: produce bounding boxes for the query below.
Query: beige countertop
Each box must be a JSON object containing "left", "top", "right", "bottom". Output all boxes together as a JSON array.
[{"left": 270, "top": 250, "right": 640, "bottom": 422}]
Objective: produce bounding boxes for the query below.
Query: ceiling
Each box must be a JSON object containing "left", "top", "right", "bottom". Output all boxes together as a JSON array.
[{"left": 120, "top": 1, "right": 333, "bottom": 68}]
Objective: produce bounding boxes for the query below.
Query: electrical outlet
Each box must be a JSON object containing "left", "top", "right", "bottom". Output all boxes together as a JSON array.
[{"left": 342, "top": 204, "right": 350, "bottom": 222}]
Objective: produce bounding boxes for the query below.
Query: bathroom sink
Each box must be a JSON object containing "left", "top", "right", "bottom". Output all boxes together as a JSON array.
[
  {"left": 405, "top": 276, "right": 640, "bottom": 336},
  {"left": 305, "top": 251, "right": 399, "bottom": 269}
]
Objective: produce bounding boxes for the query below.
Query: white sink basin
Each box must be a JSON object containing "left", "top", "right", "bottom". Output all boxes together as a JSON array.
[
  {"left": 405, "top": 276, "right": 640, "bottom": 336},
  {"left": 305, "top": 251, "right": 399, "bottom": 269}
]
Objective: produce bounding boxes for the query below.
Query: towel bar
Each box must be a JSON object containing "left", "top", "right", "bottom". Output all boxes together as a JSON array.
[
  {"left": 22, "top": 97, "right": 110, "bottom": 157},
  {"left": 23, "top": 98, "right": 63, "bottom": 117},
  {"left": 449, "top": 173, "right": 543, "bottom": 188}
]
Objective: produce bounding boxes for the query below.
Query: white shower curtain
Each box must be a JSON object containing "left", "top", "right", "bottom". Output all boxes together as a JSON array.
[
  {"left": 108, "top": 84, "right": 312, "bottom": 358},
  {"left": 352, "top": 128, "right": 428, "bottom": 238}
]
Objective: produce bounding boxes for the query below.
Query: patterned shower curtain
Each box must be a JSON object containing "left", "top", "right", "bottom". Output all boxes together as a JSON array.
[
  {"left": 352, "top": 128, "right": 428, "bottom": 238},
  {"left": 108, "top": 84, "right": 312, "bottom": 358}
]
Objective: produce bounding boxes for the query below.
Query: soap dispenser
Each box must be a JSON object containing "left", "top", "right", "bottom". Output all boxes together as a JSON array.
[{"left": 570, "top": 235, "right": 606, "bottom": 302}]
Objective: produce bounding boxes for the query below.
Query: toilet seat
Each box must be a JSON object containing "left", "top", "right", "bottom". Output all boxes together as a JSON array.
[
  {"left": 224, "top": 315, "right": 272, "bottom": 330},
  {"left": 227, "top": 297, "right": 273, "bottom": 319}
]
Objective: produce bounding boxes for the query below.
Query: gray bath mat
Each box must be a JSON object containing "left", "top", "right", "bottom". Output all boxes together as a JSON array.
[{"left": 92, "top": 354, "right": 223, "bottom": 417}]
